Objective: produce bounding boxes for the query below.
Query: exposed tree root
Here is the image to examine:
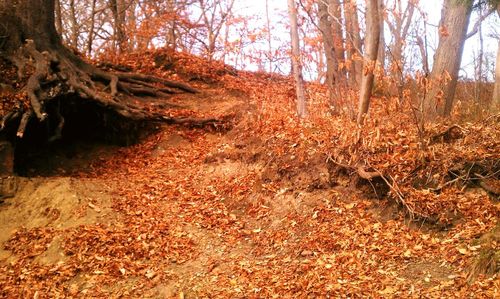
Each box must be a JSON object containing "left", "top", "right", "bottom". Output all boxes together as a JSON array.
[
  {"left": 163, "top": 115, "right": 233, "bottom": 131},
  {"left": 429, "top": 124, "right": 464, "bottom": 144},
  {"left": 478, "top": 179, "right": 500, "bottom": 198},
  {"left": 445, "top": 159, "right": 500, "bottom": 199},
  {"left": 1, "top": 40, "right": 211, "bottom": 142},
  {"left": 326, "top": 156, "right": 418, "bottom": 219}
]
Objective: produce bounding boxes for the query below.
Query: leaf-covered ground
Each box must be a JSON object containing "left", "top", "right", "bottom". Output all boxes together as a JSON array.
[{"left": 0, "top": 50, "right": 498, "bottom": 297}]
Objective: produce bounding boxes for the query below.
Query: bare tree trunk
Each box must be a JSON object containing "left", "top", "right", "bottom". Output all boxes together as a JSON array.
[
  {"left": 318, "top": 0, "right": 338, "bottom": 106},
  {"left": 128, "top": 0, "right": 137, "bottom": 51},
  {"left": 266, "top": 0, "right": 273, "bottom": 73},
  {"left": 494, "top": 38, "right": 500, "bottom": 108},
  {"left": 492, "top": 7, "right": 500, "bottom": 109},
  {"left": 475, "top": 15, "right": 484, "bottom": 103},
  {"left": 166, "top": 0, "right": 177, "bottom": 49},
  {"left": 330, "top": 0, "right": 345, "bottom": 79},
  {"left": 387, "top": 0, "right": 415, "bottom": 101},
  {"left": 344, "top": 0, "right": 363, "bottom": 87},
  {"left": 423, "top": 0, "right": 472, "bottom": 120},
  {"left": 357, "top": 0, "right": 380, "bottom": 125},
  {"left": 288, "top": 0, "right": 307, "bottom": 118},
  {"left": 198, "top": 0, "right": 235, "bottom": 60},
  {"left": 54, "top": 0, "right": 63, "bottom": 36},
  {"left": 377, "top": 0, "right": 385, "bottom": 71},
  {"left": 69, "top": 0, "right": 79, "bottom": 48},
  {"left": 109, "top": 0, "right": 128, "bottom": 53},
  {"left": 87, "top": 0, "right": 97, "bottom": 56}
]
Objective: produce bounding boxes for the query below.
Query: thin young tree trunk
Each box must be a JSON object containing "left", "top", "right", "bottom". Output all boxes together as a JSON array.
[
  {"left": 423, "top": 0, "right": 472, "bottom": 120},
  {"left": 357, "top": 0, "right": 380, "bottom": 125},
  {"left": 475, "top": 15, "right": 484, "bottom": 103},
  {"left": 387, "top": 0, "right": 414, "bottom": 100},
  {"left": 288, "top": 0, "right": 307, "bottom": 118},
  {"left": 109, "top": 0, "right": 128, "bottom": 53},
  {"left": 69, "top": 0, "right": 79, "bottom": 48},
  {"left": 87, "top": 0, "right": 97, "bottom": 56},
  {"left": 166, "top": 0, "right": 177, "bottom": 49},
  {"left": 266, "top": 0, "right": 273, "bottom": 73},
  {"left": 54, "top": 0, "right": 63, "bottom": 36},
  {"left": 329, "top": 0, "right": 345, "bottom": 80},
  {"left": 492, "top": 6, "right": 500, "bottom": 109},
  {"left": 377, "top": 0, "right": 385, "bottom": 71},
  {"left": 493, "top": 38, "right": 500, "bottom": 108}
]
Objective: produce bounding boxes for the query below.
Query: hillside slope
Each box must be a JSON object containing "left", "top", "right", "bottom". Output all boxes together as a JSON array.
[{"left": 0, "top": 49, "right": 498, "bottom": 297}]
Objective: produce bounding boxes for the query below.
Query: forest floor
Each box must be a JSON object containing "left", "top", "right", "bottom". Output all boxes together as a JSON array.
[{"left": 0, "top": 50, "right": 499, "bottom": 298}]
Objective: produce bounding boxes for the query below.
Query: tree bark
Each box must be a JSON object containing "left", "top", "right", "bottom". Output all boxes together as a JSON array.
[
  {"left": 288, "top": 0, "right": 307, "bottom": 118},
  {"left": 344, "top": 0, "right": 363, "bottom": 88},
  {"left": 357, "top": 0, "right": 380, "bottom": 125},
  {"left": 423, "top": 0, "right": 472, "bottom": 120},
  {"left": 0, "top": 0, "right": 60, "bottom": 52}
]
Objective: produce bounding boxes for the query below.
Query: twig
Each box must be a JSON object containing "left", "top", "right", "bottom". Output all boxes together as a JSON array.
[{"left": 370, "top": 166, "right": 415, "bottom": 219}]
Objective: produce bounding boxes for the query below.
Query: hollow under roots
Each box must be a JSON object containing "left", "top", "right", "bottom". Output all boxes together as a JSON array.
[{"left": 2, "top": 40, "right": 228, "bottom": 140}]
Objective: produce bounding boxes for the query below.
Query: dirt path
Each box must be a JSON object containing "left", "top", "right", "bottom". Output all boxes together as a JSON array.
[{"left": 0, "top": 88, "right": 497, "bottom": 298}]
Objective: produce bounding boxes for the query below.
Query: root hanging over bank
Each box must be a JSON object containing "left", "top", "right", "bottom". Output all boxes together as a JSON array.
[{"left": 1, "top": 40, "right": 227, "bottom": 141}]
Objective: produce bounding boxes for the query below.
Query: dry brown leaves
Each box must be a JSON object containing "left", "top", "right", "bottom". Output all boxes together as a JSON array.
[{"left": 1, "top": 49, "right": 498, "bottom": 297}]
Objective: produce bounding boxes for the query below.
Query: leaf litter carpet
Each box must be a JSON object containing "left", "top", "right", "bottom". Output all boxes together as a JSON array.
[{"left": 0, "top": 72, "right": 499, "bottom": 297}]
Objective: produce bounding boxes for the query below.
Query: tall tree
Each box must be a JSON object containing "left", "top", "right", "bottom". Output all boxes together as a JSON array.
[
  {"left": 265, "top": 0, "right": 273, "bottom": 73},
  {"left": 386, "top": 0, "right": 415, "bottom": 100},
  {"left": 357, "top": 0, "right": 380, "bottom": 125},
  {"left": 54, "top": 0, "right": 63, "bottom": 36},
  {"left": 86, "top": 0, "right": 97, "bottom": 56},
  {"left": 423, "top": 0, "right": 472, "bottom": 119},
  {"left": 166, "top": 0, "right": 178, "bottom": 49},
  {"left": 317, "top": 0, "right": 339, "bottom": 105},
  {"left": 68, "top": 0, "right": 80, "bottom": 49},
  {"left": 329, "top": 0, "right": 346, "bottom": 80},
  {"left": 493, "top": 5, "right": 500, "bottom": 108},
  {"left": 317, "top": 0, "right": 346, "bottom": 105},
  {"left": 198, "top": 0, "right": 235, "bottom": 59},
  {"left": 109, "top": 0, "right": 128, "bottom": 53},
  {"left": 288, "top": 0, "right": 308, "bottom": 118},
  {"left": 344, "top": 0, "right": 363, "bottom": 87}
]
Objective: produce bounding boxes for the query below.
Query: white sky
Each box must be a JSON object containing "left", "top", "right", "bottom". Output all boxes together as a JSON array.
[{"left": 232, "top": 0, "right": 500, "bottom": 80}]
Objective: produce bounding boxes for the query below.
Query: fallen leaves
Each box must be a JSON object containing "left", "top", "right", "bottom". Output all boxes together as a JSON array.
[{"left": 1, "top": 49, "right": 498, "bottom": 298}]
